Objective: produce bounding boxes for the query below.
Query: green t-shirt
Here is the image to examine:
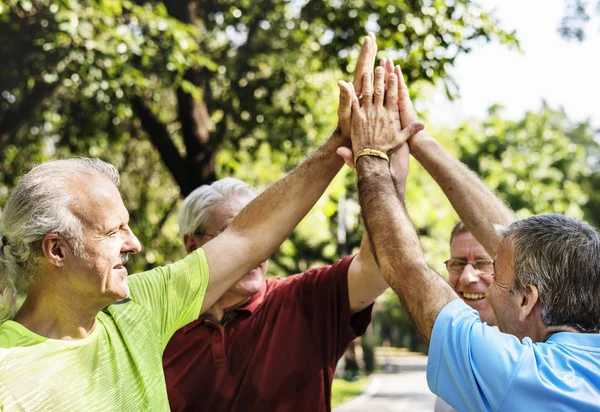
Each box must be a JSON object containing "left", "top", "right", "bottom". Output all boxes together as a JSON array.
[{"left": 0, "top": 248, "right": 209, "bottom": 411}]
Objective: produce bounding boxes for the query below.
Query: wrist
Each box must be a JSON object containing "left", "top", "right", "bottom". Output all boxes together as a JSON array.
[
  {"left": 354, "top": 148, "right": 389, "bottom": 165},
  {"left": 323, "top": 127, "right": 346, "bottom": 152},
  {"left": 407, "top": 130, "right": 434, "bottom": 159},
  {"left": 356, "top": 155, "right": 390, "bottom": 179}
]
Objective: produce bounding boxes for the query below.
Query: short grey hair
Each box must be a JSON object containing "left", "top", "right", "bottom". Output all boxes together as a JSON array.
[
  {"left": 449, "top": 221, "right": 469, "bottom": 246},
  {"left": 495, "top": 214, "right": 600, "bottom": 333},
  {"left": 178, "top": 178, "right": 256, "bottom": 239},
  {"left": 0, "top": 158, "right": 120, "bottom": 320}
]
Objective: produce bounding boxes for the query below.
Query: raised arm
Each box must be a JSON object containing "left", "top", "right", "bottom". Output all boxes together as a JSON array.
[
  {"left": 347, "top": 68, "right": 457, "bottom": 343},
  {"left": 381, "top": 59, "right": 515, "bottom": 257},
  {"left": 338, "top": 39, "right": 420, "bottom": 313},
  {"left": 199, "top": 34, "right": 385, "bottom": 315}
]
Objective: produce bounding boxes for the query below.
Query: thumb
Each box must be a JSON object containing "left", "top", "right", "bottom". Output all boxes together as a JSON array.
[
  {"left": 336, "top": 147, "right": 356, "bottom": 172},
  {"left": 397, "top": 122, "right": 425, "bottom": 144}
]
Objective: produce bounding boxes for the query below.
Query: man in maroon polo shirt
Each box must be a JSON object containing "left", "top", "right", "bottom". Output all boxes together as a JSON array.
[
  {"left": 163, "top": 33, "right": 405, "bottom": 412},
  {"left": 163, "top": 176, "right": 386, "bottom": 411}
]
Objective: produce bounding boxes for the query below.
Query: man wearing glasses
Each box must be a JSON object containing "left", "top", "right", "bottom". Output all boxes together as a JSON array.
[
  {"left": 435, "top": 222, "right": 496, "bottom": 412},
  {"left": 444, "top": 221, "right": 495, "bottom": 326}
]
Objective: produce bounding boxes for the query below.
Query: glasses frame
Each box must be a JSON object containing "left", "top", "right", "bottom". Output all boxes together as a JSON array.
[{"left": 444, "top": 258, "right": 495, "bottom": 275}]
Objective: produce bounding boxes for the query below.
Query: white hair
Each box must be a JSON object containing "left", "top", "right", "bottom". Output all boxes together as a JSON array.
[
  {"left": 178, "top": 178, "right": 256, "bottom": 239},
  {"left": 0, "top": 158, "right": 120, "bottom": 320}
]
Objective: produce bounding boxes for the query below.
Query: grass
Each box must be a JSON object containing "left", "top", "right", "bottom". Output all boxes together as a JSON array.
[{"left": 331, "top": 376, "right": 369, "bottom": 408}]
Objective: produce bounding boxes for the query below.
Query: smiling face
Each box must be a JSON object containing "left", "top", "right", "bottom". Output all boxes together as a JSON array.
[
  {"left": 448, "top": 231, "right": 495, "bottom": 325},
  {"left": 65, "top": 175, "right": 141, "bottom": 306},
  {"left": 185, "top": 197, "right": 267, "bottom": 304}
]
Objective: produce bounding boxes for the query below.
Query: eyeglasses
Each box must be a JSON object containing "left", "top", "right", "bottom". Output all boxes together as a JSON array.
[{"left": 444, "top": 258, "right": 494, "bottom": 275}]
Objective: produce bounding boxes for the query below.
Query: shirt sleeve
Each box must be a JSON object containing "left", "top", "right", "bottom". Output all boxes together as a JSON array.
[
  {"left": 126, "top": 248, "right": 210, "bottom": 349},
  {"left": 296, "top": 255, "right": 373, "bottom": 364},
  {"left": 426, "top": 299, "right": 533, "bottom": 412}
]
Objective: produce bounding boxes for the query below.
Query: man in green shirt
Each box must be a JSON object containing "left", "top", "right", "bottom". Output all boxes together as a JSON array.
[{"left": 0, "top": 34, "right": 422, "bottom": 411}]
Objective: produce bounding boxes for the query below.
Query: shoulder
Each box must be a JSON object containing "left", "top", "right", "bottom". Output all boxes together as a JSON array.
[{"left": 0, "top": 321, "right": 34, "bottom": 350}]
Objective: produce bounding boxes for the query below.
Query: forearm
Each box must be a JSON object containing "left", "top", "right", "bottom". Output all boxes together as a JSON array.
[
  {"left": 347, "top": 231, "right": 389, "bottom": 313},
  {"left": 201, "top": 130, "right": 345, "bottom": 312},
  {"left": 356, "top": 157, "right": 458, "bottom": 343},
  {"left": 232, "top": 130, "right": 345, "bottom": 258},
  {"left": 409, "top": 133, "right": 515, "bottom": 257}
]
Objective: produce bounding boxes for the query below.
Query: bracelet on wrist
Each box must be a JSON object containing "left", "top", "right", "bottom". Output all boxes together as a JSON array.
[{"left": 354, "top": 148, "right": 390, "bottom": 165}]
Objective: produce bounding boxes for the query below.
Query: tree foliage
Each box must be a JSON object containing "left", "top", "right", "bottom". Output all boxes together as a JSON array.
[
  {"left": 2, "top": 1, "right": 599, "bottom": 352},
  {"left": 559, "top": 0, "right": 600, "bottom": 41},
  {"left": 0, "top": 0, "right": 518, "bottom": 273},
  {"left": 374, "top": 103, "right": 600, "bottom": 350}
]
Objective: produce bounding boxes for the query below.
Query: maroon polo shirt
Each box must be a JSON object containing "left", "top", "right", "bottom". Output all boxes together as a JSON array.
[{"left": 163, "top": 255, "right": 373, "bottom": 412}]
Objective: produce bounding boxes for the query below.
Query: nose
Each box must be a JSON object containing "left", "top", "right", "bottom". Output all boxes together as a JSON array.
[
  {"left": 122, "top": 227, "right": 142, "bottom": 254},
  {"left": 458, "top": 264, "right": 478, "bottom": 285}
]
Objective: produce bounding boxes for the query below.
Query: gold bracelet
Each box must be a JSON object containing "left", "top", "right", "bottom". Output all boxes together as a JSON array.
[{"left": 354, "top": 148, "right": 389, "bottom": 165}]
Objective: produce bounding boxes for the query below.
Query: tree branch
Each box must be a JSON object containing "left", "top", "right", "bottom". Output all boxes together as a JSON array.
[{"left": 130, "top": 95, "right": 187, "bottom": 191}]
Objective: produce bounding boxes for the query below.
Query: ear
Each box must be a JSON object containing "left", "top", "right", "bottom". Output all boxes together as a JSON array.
[
  {"left": 41, "top": 233, "right": 68, "bottom": 267},
  {"left": 518, "top": 284, "right": 539, "bottom": 322},
  {"left": 183, "top": 234, "right": 199, "bottom": 254}
]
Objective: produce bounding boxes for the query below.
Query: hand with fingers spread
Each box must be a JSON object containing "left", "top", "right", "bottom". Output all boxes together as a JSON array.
[{"left": 338, "top": 66, "right": 424, "bottom": 160}]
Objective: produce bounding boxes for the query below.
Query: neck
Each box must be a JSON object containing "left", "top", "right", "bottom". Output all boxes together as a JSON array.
[
  {"left": 204, "top": 293, "right": 253, "bottom": 323},
  {"left": 13, "top": 284, "right": 106, "bottom": 340},
  {"left": 540, "top": 324, "right": 581, "bottom": 341}
]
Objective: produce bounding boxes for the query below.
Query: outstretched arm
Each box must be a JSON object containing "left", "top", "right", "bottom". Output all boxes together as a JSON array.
[
  {"left": 199, "top": 34, "right": 384, "bottom": 315},
  {"left": 201, "top": 131, "right": 345, "bottom": 314},
  {"left": 348, "top": 67, "right": 457, "bottom": 343},
  {"left": 381, "top": 59, "right": 515, "bottom": 257},
  {"left": 338, "top": 42, "right": 420, "bottom": 312}
]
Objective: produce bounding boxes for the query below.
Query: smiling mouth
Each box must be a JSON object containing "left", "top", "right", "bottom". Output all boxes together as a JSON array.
[{"left": 461, "top": 292, "right": 486, "bottom": 301}]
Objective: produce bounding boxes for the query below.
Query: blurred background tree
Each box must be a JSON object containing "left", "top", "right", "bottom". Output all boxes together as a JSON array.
[
  {"left": 559, "top": 0, "right": 600, "bottom": 40},
  {"left": 1, "top": 0, "right": 599, "bottom": 361},
  {"left": 0, "top": 0, "right": 517, "bottom": 272}
]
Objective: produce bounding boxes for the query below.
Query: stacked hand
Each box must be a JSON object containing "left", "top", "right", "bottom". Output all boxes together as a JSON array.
[{"left": 338, "top": 67, "right": 423, "bottom": 157}]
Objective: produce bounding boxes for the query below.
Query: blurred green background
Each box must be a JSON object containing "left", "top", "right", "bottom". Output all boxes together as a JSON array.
[{"left": 1, "top": 0, "right": 599, "bottom": 372}]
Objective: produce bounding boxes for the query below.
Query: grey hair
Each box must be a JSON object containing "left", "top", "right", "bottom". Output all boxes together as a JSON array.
[
  {"left": 495, "top": 214, "right": 600, "bottom": 333},
  {"left": 0, "top": 158, "right": 120, "bottom": 320},
  {"left": 178, "top": 178, "right": 256, "bottom": 239},
  {"left": 449, "top": 221, "right": 470, "bottom": 246}
]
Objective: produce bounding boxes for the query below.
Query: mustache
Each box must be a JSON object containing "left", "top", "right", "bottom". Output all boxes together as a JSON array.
[{"left": 116, "top": 253, "right": 129, "bottom": 266}]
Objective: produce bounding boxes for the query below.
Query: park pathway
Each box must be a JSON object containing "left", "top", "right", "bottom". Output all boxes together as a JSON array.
[{"left": 334, "top": 353, "right": 436, "bottom": 412}]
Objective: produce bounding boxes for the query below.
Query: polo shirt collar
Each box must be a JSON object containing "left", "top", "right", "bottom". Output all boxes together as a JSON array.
[
  {"left": 181, "top": 280, "right": 268, "bottom": 334},
  {"left": 546, "top": 331, "right": 600, "bottom": 349}
]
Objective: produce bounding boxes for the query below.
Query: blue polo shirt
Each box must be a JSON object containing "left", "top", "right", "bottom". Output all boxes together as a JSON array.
[{"left": 427, "top": 299, "right": 600, "bottom": 411}]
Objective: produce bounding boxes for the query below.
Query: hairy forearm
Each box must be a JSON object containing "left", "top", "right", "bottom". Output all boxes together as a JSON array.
[
  {"left": 357, "top": 157, "right": 458, "bottom": 343},
  {"left": 409, "top": 133, "right": 515, "bottom": 257},
  {"left": 201, "top": 130, "right": 345, "bottom": 313},
  {"left": 232, "top": 130, "right": 344, "bottom": 255}
]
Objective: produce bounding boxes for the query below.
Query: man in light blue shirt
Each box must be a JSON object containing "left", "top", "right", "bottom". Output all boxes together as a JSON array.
[{"left": 337, "top": 57, "right": 600, "bottom": 410}]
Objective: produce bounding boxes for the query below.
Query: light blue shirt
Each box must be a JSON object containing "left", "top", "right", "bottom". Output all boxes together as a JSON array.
[{"left": 427, "top": 299, "right": 600, "bottom": 411}]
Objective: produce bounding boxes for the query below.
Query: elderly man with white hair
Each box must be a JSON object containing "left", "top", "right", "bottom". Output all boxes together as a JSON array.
[
  {"left": 0, "top": 33, "right": 424, "bottom": 411},
  {"left": 161, "top": 34, "right": 409, "bottom": 412},
  {"left": 163, "top": 176, "right": 390, "bottom": 411}
]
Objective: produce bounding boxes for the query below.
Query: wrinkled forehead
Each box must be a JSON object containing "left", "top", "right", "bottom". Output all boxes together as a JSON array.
[{"left": 67, "top": 174, "right": 127, "bottom": 228}]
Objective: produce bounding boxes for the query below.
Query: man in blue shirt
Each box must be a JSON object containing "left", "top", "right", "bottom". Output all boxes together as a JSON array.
[{"left": 336, "top": 58, "right": 600, "bottom": 410}]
